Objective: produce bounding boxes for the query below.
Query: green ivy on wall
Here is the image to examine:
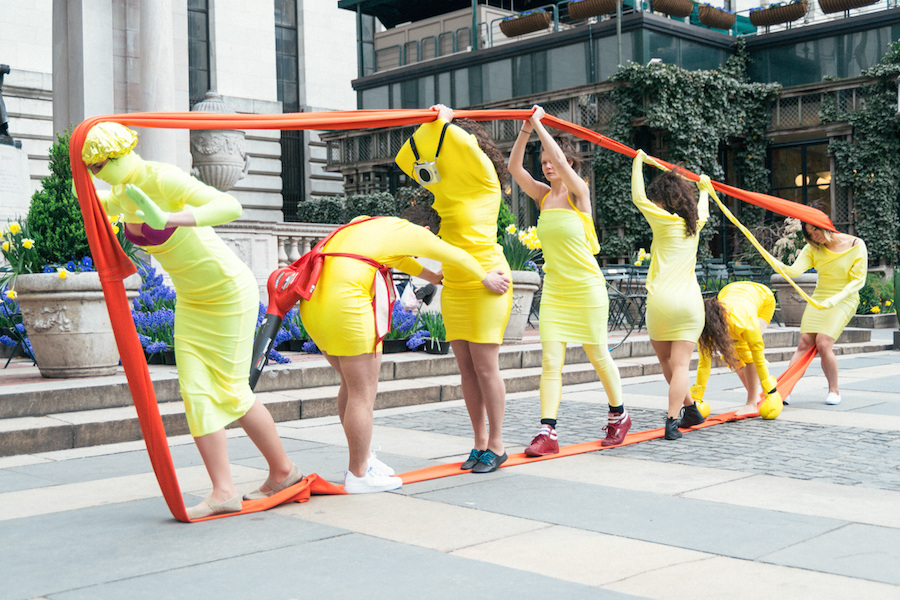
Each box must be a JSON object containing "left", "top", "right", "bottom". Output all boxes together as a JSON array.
[
  {"left": 821, "top": 41, "right": 900, "bottom": 267},
  {"left": 593, "top": 40, "right": 779, "bottom": 261}
]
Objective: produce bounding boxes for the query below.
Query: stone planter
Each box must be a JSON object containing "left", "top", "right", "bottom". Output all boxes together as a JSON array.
[
  {"left": 749, "top": 1, "right": 807, "bottom": 27},
  {"left": 15, "top": 272, "right": 141, "bottom": 378},
  {"left": 818, "top": 0, "right": 878, "bottom": 13},
  {"left": 698, "top": 4, "right": 736, "bottom": 29},
  {"left": 190, "top": 92, "right": 250, "bottom": 192},
  {"left": 499, "top": 11, "right": 552, "bottom": 37},
  {"left": 652, "top": 0, "right": 695, "bottom": 18},
  {"left": 568, "top": 0, "right": 617, "bottom": 20},
  {"left": 503, "top": 270, "right": 541, "bottom": 343},
  {"left": 848, "top": 313, "right": 898, "bottom": 329},
  {"left": 770, "top": 272, "right": 817, "bottom": 327}
]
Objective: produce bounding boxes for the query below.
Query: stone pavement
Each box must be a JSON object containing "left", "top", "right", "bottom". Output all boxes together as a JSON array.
[{"left": 1, "top": 333, "right": 899, "bottom": 599}]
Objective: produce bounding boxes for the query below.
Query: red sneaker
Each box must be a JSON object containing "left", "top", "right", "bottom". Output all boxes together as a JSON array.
[
  {"left": 601, "top": 411, "right": 632, "bottom": 447},
  {"left": 525, "top": 431, "right": 559, "bottom": 456}
]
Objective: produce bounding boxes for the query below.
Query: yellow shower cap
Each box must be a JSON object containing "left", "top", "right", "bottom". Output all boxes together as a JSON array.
[{"left": 81, "top": 122, "right": 139, "bottom": 164}]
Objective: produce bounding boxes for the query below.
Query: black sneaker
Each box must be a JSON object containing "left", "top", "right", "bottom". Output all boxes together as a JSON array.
[
  {"left": 471, "top": 449, "right": 508, "bottom": 473},
  {"left": 679, "top": 403, "right": 706, "bottom": 428},
  {"left": 460, "top": 449, "right": 483, "bottom": 470},
  {"left": 664, "top": 417, "right": 682, "bottom": 440}
]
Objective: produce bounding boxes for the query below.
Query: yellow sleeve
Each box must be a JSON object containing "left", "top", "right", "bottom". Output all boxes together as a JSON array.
[
  {"left": 631, "top": 154, "right": 670, "bottom": 221},
  {"left": 744, "top": 328, "right": 775, "bottom": 392},
  {"left": 386, "top": 221, "right": 488, "bottom": 282},
  {"left": 155, "top": 164, "right": 242, "bottom": 227},
  {"left": 776, "top": 244, "right": 815, "bottom": 278},
  {"left": 692, "top": 349, "right": 712, "bottom": 399},
  {"left": 826, "top": 240, "right": 868, "bottom": 306}
]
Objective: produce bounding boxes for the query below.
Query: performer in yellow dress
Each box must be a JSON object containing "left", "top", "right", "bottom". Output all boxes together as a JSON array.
[
  {"left": 82, "top": 123, "right": 301, "bottom": 519},
  {"left": 631, "top": 150, "right": 709, "bottom": 440},
  {"left": 689, "top": 281, "right": 784, "bottom": 418},
  {"left": 508, "top": 105, "right": 629, "bottom": 455},
  {"left": 396, "top": 104, "right": 513, "bottom": 473},
  {"left": 773, "top": 212, "right": 867, "bottom": 406},
  {"left": 299, "top": 207, "right": 509, "bottom": 492}
]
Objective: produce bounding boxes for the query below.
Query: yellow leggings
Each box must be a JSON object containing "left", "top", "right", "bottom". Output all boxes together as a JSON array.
[{"left": 540, "top": 341, "right": 623, "bottom": 420}]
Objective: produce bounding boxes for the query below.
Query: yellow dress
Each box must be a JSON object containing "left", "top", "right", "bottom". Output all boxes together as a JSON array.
[
  {"left": 100, "top": 158, "right": 256, "bottom": 438},
  {"left": 536, "top": 195, "right": 608, "bottom": 345},
  {"left": 298, "top": 217, "right": 489, "bottom": 356},
  {"left": 693, "top": 282, "right": 778, "bottom": 398},
  {"left": 395, "top": 118, "right": 512, "bottom": 343},
  {"left": 631, "top": 155, "right": 709, "bottom": 342},
  {"left": 776, "top": 239, "right": 868, "bottom": 339}
]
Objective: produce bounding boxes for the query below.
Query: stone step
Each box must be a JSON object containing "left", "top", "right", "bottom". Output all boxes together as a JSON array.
[{"left": 0, "top": 331, "right": 888, "bottom": 457}]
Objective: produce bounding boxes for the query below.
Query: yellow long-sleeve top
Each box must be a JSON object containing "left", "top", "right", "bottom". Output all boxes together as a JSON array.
[
  {"left": 631, "top": 155, "right": 709, "bottom": 342},
  {"left": 395, "top": 118, "right": 512, "bottom": 343},
  {"left": 693, "top": 282, "right": 778, "bottom": 399},
  {"left": 98, "top": 155, "right": 256, "bottom": 438},
  {"left": 299, "top": 217, "right": 489, "bottom": 356},
  {"left": 774, "top": 238, "right": 867, "bottom": 339}
]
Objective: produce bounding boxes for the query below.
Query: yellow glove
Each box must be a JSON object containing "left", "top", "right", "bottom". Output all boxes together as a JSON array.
[{"left": 759, "top": 388, "right": 783, "bottom": 420}]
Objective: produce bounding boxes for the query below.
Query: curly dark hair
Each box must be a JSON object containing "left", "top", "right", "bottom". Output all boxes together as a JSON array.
[
  {"left": 453, "top": 119, "right": 509, "bottom": 186},
  {"left": 698, "top": 297, "right": 739, "bottom": 371},
  {"left": 401, "top": 204, "right": 441, "bottom": 235},
  {"left": 646, "top": 167, "right": 699, "bottom": 237},
  {"left": 541, "top": 135, "right": 582, "bottom": 174}
]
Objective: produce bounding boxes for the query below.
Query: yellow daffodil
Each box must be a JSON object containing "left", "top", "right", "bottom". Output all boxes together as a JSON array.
[
  {"left": 886, "top": 300, "right": 893, "bottom": 307},
  {"left": 22, "top": 238, "right": 34, "bottom": 249},
  {"left": 1, "top": 241, "right": 8, "bottom": 252},
  {"left": 871, "top": 306, "right": 881, "bottom": 314},
  {"left": 111, "top": 225, "right": 120, "bottom": 234},
  {"left": 505, "top": 224, "right": 516, "bottom": 234},
  {"left": 57, "top": 267, "right": 68, "bottom": 280},
  {"left": 5, "top": 289, "right": 16, "bottom": 300},
  {"left": 9, "top": 222, "right": 21, "bottom": 234},
  {"left": 634, "top": 261, "right": 642, "bottom": 266}
]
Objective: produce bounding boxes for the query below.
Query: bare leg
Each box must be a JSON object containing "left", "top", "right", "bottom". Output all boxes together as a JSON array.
[
  {"left": 735, "top": 363, "right": 759, "bottom": 415},
  {"left": 193, "top": 429, "right": 237, "bottom": 507},
  {"left": 814, "top": 334, "right": 839, "bottom": 394},
  {"left": 466, "top": 342, "right": 506, "bottom": 455},
  {"left": 651, "top": 339, "right": 696, "bottom": 418},
  {"left": 329, "top": 353, "right": 382, "bottom": 477},
  {"left": 237, "top": 399, "right": 294, "bottom": 492},
  {"left": 787, "top": 332, "right": 816, "bottom": 368},
  {"left": 452, "top": 340, "right": 488, "bottom": 450},
  {"left": 324, "top": 353, "right": 350, "bottom": 423}
]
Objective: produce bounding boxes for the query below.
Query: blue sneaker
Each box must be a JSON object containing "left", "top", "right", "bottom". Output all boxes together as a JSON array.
[
  {"left": 471, "top": 449, "right": 507, "bottom": 473},
  {"left": 460, "top": 448, "right": 483, "bottom": 470}
]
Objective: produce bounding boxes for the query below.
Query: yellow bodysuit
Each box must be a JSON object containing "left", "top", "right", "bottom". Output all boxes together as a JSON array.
[
  {"left": 692, "top": 281, "right": 778, "bottom": 399},
  {"left": 395, "top": 119, "right": 512, "bottom": 343},
  {"left": 775, "top": 239, "right": 868, "bottom": 340},
  {"left": 298, "top": 217, "right": 490, "bottom": 356},
  {"left": 98, "top": 157, "right": 256, "bottom": 438},
  {"left": 631, "top": 155, "right": 709, "bottom": 342}
]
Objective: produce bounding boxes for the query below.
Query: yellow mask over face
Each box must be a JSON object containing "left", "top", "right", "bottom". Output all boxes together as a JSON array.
[{"left": 95, "top": 151, "right": 141, "bottom": 186}]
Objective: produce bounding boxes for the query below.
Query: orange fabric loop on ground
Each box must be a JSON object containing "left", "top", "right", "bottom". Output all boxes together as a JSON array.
[{"left": 69, "top": 110, "right": 828, "bottom": 521}]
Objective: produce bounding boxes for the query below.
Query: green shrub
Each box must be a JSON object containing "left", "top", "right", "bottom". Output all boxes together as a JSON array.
[
  {"left": 28, "top": 131, "right": 92, "bottom": 266},
  {"left": 395, "top": 186, "right": 434, "bottom": 213},
  {"left": 345, "top": 192, "right": 397, "bottom": 219},
  {"left": 296, "top": 197, "right": 346, "bottom": 223}
]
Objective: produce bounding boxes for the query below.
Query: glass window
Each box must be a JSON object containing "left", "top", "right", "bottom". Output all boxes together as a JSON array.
[
  {"left": 187, "top": 1, "right": 210, "bottom": 105},
  {"left": 769, "top": 142, "right": 831, "bottom": 209},
  {"left": 361, "top": 86, "right": 389, "bottom": 109},
  {"left": 647, "top": 31, "right": 677, "bottom": 66},
  {"left": 453, "top": 68, "right": 470, "bottom": 107},
  {"left": 418, "top": 75, "right": 435, "bottom": 108},
  {"left": 437, "top": 72, "right": 452, "bottom": 106},
  {"left": 594, "top": 33, "right": 633, "bottom": 82},
  {"left": 482, "top": 59, "right": 511, "bottom": 103},
  {"left": 401, "top": 79, "right": 418, "bottom": 109},
  {"left": 513, "top": 54, "right": 534, "bottom": 97},
  {"left": 680, "top": 39, "right": 723, "bottom": 71},
  {"left": 547, "top": 44, "right": 585, "bottom": 90}
]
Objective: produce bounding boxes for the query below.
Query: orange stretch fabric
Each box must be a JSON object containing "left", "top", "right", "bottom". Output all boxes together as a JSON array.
[{"left": 69, "top": 110, "right": 829, "bottom": 522}]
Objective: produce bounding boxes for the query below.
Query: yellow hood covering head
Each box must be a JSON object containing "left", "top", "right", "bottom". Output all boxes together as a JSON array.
[{"left": 82, "top": 122, "right": 139, "bottom": 164}]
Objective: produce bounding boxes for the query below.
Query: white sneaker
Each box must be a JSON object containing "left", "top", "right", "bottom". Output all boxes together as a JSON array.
[
  {"left": 368, "top": 451, "right": 395, "bottom": 476},
  {"left": 343, "top": 466, "right": 402, "bottom": 494},
  {"left": 825, "top": 392, "right": 842, "bottom": 405}
]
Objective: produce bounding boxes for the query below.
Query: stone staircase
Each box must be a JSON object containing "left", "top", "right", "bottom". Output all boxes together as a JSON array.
[{"left": 0, "top": 327, "right": 888, "bottom": 457}]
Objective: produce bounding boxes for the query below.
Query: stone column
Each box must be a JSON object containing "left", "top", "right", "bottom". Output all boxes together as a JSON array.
[
  {"left": 52, "top": 0, "right": 115, "bottom": 134},
  {"left": 139, "top": 0, "right": 178, "bottom": 162}
]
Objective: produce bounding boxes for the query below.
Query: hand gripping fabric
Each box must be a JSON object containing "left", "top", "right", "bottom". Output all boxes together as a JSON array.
[{"left": 69, "top": 110, "right": 833, "bottom": 522}]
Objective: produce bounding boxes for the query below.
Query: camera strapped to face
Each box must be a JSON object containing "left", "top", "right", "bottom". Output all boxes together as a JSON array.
[{"left": 408, "top": 122, "right": 450, "bottom": 185}]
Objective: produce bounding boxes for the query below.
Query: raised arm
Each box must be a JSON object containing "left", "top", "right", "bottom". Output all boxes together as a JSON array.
[
  {"left": 529, "top": 105, "right": 590, "bottom": 212},
  {"left": 507, "top": 111, "right": 549, "bottom": 203}
]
